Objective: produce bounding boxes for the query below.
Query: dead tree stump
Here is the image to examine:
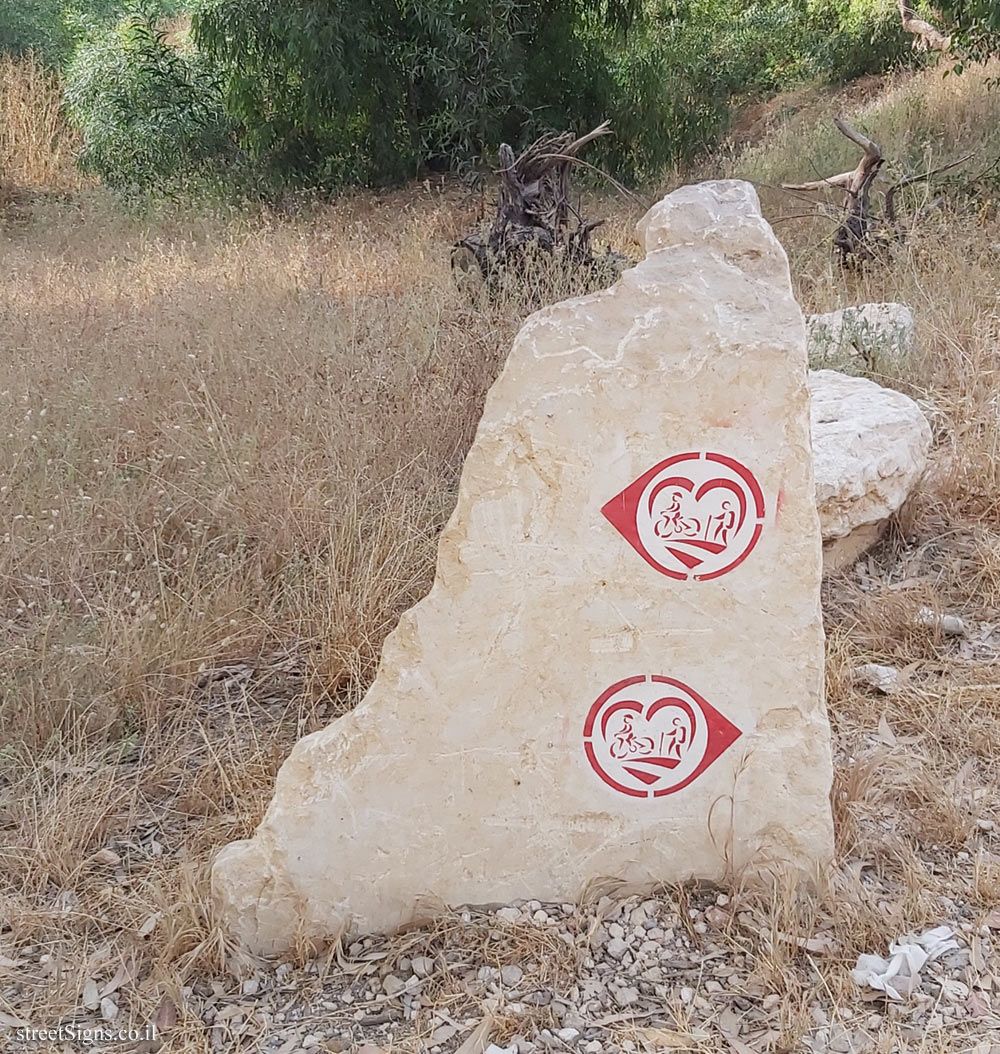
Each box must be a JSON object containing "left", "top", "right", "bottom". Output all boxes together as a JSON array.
[
  {"left": 782, "top": 117, "right": 972, "bottom": 267},
  {"left": 453, "top": 123, "right": 630, "bottom": 296}
]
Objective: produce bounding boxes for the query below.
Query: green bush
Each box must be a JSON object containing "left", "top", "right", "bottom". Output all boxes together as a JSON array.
[
  {"left": 64, "top": 8, "right": 237, "bottom": 196},
  {"left": 806, "top": 0, "right": 915, "bottom": 83},
  {"left": 2, "top": 0, "right": 79, "bottom": 63},
  {"left": 185, "top": 0, "right": 919, "bottom": 189},
  {"left": 1, "top": 1, "right": 135, "bottom": 65},
  {"left": 939, "top": 0, "right": 1000, "bottom": 64},
  {"left": 189, "top": 0, "right": 647, "bottom": 187},
  {"left": 56, "top": 0, "right": 948, "bottom": 196},
  {"left": 593, "top": 0, "right": 912, "bottom": 179}
]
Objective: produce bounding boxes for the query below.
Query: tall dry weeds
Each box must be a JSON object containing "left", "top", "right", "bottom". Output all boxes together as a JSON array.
[{"left": 0, "top": 53, "right": 81, "bottom": 195}]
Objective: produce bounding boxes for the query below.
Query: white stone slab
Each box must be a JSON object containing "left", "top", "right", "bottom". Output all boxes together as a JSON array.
[
  {"left": 810, "top": 368, "right": 931, "bottom": 572},
  {"left": 213, "top": 181, "right": 834, "bottom": 952}
]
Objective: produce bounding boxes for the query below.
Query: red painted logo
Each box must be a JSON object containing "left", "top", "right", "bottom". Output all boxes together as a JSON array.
[
  {"left": 583, "top": 675, "right": 742, "bottom": 798},
  {"left": 602, "top": 451, "right": 765, "bottom": 581}
]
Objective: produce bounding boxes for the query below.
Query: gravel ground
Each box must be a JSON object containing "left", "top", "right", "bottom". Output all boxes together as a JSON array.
[{"left": 160, "top": 883, "right": 997, "bottom": 1054}]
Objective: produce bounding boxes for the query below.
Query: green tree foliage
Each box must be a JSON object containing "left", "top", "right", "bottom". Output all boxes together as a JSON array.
[
  {"left": 1, "top": 1, "right": 108, "bottom": 63},
  {"left": 186, "top": 0, "right": 919, "bottom": 188},
  {"left": 189, "top": 0, "right": 648, "bottom": 186},
  {"left": 563, "top": 0, "right": 914, "bottom": 178},
  {"left": 48, "top": 0, "right": 932, "bottom": 195},
  {"left": 938, "top": 1, "right": 1000, "bottom": 62},
  {"left": 0, "top": 1, "right": 183, "bottom": 64},
  {"left": 64, "top": 9, "right": 235, "bottom": 195},
  {"left": 1, "top": 0, "right": 71, "bottom": 61},
  {"left": 595, "top": 2, "right": 808, "bottom": 177},
  {"left": 806, "top": 0, "right": 915, "bottom": 83}
]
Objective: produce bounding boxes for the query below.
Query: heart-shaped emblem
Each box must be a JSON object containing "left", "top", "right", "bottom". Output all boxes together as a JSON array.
[
  {"left": 583, "top": 675, "right": 742, "bottom": 798},
  {"left": 603, "top": 451, "right": 765, "bottom": 580}
]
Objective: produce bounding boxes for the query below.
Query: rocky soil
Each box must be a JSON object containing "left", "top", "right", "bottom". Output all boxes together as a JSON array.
[{"left": 155, "top": 885, "right": 997, "bottom": 1054}]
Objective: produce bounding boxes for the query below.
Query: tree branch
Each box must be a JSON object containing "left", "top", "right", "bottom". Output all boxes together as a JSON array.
[
  {"left": 885, "top": 151, "right": 974, "bottom": 224},
  {"left": 832, "top": 116, "right": 881, "bottom": 163},
  {"left": 781, "top": 118, "right": 883, "bottom": 203},
  {"left": 898, "top": 1, "right": 951, "bottom": 52},
  {"left": 782, "top": 171, "right": 858, "bottom": 192}
]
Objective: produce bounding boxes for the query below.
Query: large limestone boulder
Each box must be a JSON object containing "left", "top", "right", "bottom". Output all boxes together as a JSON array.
[
  {"left": 807, "top": 302, "right": 915, "bottom": 366},
  {"left": 213, "top": 181, "right": 834, "bottom": 952},
  {"left": 810, "top": 369, "right": 931, "bottom": 572}
]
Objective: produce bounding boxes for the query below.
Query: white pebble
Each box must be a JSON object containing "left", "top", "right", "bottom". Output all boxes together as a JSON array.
[
  {"left": 606, "top": 937, "right": 629, "bottom": 960},
  {"left": 615, "top": 986, "right": 639, "bottom": 1006},
  {"left": 382, "top": 973, "right": 406, "bottom": 997}
]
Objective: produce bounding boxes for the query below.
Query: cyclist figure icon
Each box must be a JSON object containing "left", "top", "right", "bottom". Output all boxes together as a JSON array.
[
  {"left": 608, "top": 712, "right": 691, "bottom": 765},
  {"left": 653, "top": 490, "right": 701, "bottom": 540},
  {"left": 609, "top": 714, "right": 655, "bottom": 759}
]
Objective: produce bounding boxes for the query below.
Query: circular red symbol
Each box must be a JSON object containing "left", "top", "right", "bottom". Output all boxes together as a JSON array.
[
  {"left": 583, "top": 675, "right": 742, "bottom": 798},
  {"left": 601, "top": 452, "right": 766, "bottom": 581}
]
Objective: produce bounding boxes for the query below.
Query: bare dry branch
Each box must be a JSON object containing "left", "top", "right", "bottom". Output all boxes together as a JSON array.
[
  {"left": 532, "top": 152, "right": 644, "bottom": 206},
  {"left": 832, "top": 117, "right": 882, "bottom": 163},
  {"left": 779, "top": 113, "right": 971, "bottom": 266},
  {"left": 783, "top": 118, "right": 883, "bottom": 216},
  {"left": 782, "top": 171, "right": 858, "bottom": 192},
  {"left": 898, "top": 0, "right": 952, "bottom": 52},
  {"left": 559, "top": 121, "right": 613, "bottom": 158},
  {"left": 455, "top": 123, "right": 631, "bottom": 295},
  {"left": 769, "top": 212, "right": 842, "bottom": 226}
]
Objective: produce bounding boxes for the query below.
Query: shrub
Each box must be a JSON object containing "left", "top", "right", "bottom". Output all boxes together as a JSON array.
[
  {"left": 64, "top": 8, "right": 236, "bottom": 196},
  {"left": 594, "top": 0, "right": 913, "bottom": 180},
  {"left": 939, "top": 0, "right": 1000, "bottom": 64},
  {"left": 189, "top": 0, "right": 648, "bottom": 187},
  {"left": 0, "top": 1, "right": 128, "bottom": 65},
  {"left": 806, "top": 0, "right": 915, "bottom": 83},
  {"left": 1, "top": 0, "right": 78, "bottom": 64},
  {"left": 59, "top": 0, "right": 938, "bottom": 195}
]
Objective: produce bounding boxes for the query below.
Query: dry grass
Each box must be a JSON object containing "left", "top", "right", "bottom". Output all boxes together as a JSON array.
[
  {"left": 0, "top": 53, "right": 82, "bottom": 200},
  {"left": 1, "top": 57, "right": 999, "bottom": 1053}
]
